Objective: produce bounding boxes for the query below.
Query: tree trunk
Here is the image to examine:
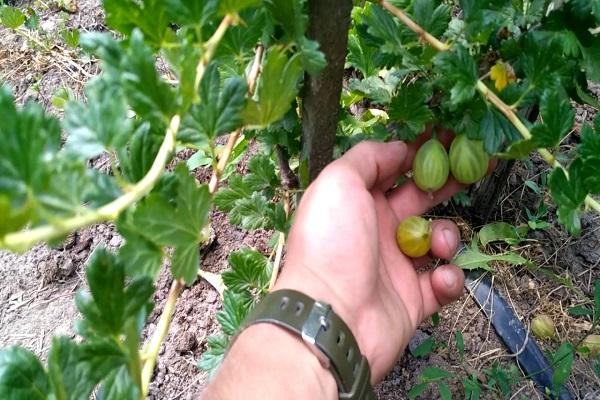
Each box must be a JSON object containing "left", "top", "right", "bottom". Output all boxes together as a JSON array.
[{"left": 300, "top": 0, "right": 353, "bottom": 186}]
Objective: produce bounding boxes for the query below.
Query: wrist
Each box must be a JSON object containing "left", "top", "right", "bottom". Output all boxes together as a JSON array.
[{"left": 204, "top": 323, "right": 337, "bottom": 400}]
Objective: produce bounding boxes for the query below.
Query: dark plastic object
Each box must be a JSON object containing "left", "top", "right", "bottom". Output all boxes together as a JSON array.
[{"left": 465, "top": 270, "right": 573, "bottom": 400}]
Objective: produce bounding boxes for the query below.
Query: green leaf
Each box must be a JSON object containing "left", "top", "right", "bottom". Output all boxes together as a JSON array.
[
  {"left": 388, "top": 81, "right": 434, "bottom": 137},
  {"left": 346, "top": 30, "right": 378, "bottom": 77},
  {"left": 164, "top": 0, "right": 216, "bottom": 27},
  {"left": 214, "top": 174, "right": 253, "bottom": 211},
  {"left": 264, "top": 0, "right": 306, "bottom": 40},
  {"left": 118, "top": 213, "right": 164, "bottom": 280},
  {"left": 437, "top": 382, "right": 452, "bottom": 400},
  {"left": 455, "top": 331, "right": 465, "bottom": 361},
  {"left": 408, "top": 382, "right": 429, "bottom": 399},
  {"left": 61, "top": 28, "right": 80, "bottom": 48},
  {"left": 0, "top": 86, "right": 61, "bottom": 209},
  {"left": 362, "top": 3, "right": 412, "bottom": 54},
  {"left": 245, "top": 155, "right": 278, "bottom": 193},
  {"left": 81, "top": 31, "right": 176, "bottom": 121},
  {"left": 103, "top": 0, "right": 170, "bottom": 47},
  {"left": 218, "top": 0, "right": 260, "bottom": 15},
  {"left": 470, "top": 107, "right": 520, "bottom": 154},
  {"left": 520, "top": 35, "right": 568, "bottom": 90},
  {"left": 117, "top": 123, "right": 162, "bottom": 183},
  {"left": 98, "top": 366, "right": 139, "bottom": 400},
  {"left": 0, "top": 6, "right": 25, "bottom": 29},
  {"left": 64, "top": 78, "right": 132, "bottom": 159},
  {"left": 79, "top": 339, "right": 128, "bottom": 382},
  {"left": 122, "top": 30, "right": 177, "bottom": 120},
  {"left": 479, "top": 222, "right": 521, "bottom": 246},
  {"left": 581, "top": 41, "right": 600, "bottom": 83},
  {"left": 413, "top": 0, "right": 451, "bottom": 38},
  {"left": 187, "top": 62, "right": 248, "bottom": 140},
  {"left": 420, "top": 367, "right": 452, "bottom": 382},
  {"left": 299, "top": 37, "right": 326, "bottom": 76},
  {"left": 549, "top": 160, "right": 586, "bottom": 235},
  {"left": 132, "top": 166, "right": 211, "bottom": 283},
  {"left": 433, "top": 46, "right": 478, "bottom": 105},
  {"left": 243, "top": 48, "right": 303, "bottom": 127},
  {"left": 580, "top": 119, "right": 600, "bottom": 195},
  {"left": 529, "top": 90, "right": 574, "bottom": 148},
  {"left": 567, "top": 306, "right": 593, "bottom": 317},
  {"left": 463, "top": 375, "right": 481, "bottom": 400},
  {"left": 0, "top": 347, "right": 49, "bottom": 399},
  {"left": 410, "top": 337, "right": 435, "bottom": 358},
  {"left": 552, "top": 343, "right": 574, "bottom": 391},
  {"left": 229, "top": 192, "right": 272, "bottom": 230},
  {"left": 452, "top": 241, "right": 529, "bottom": 271},
  {"left": 349, "top": 75, "right": 397, "bottom": 105},
  {"left": 198, "top": 335, "right": 229, "bottom": 377},
  {"left": 75, "top": 248, "right": 154, "bottom": 336},
  {"left": 47, "top": 337, "right": 96, "bottom": 400},
  {"left": 222, "top": 249, "right": 271, "bottom": 295},
  {"left": 216, "top": 291, "right": 252, "bottom": 336}
]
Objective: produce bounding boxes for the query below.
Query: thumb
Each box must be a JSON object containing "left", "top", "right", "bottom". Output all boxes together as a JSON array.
[{"left": 418, "top": 264, "right": 465, "bottom": 318}]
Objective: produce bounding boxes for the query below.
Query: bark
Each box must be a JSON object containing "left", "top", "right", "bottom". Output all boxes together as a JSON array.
[
  {"left": 275, "top": 145, "right": 298, "bottom": 190},
  {"left": 300, "top": 0, "right": 353, "bottom": 185}
]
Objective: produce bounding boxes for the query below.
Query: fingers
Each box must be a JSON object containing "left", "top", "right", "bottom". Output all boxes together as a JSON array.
[
  {"left": 412, "top": 219, "right": 460, "bottom": 267},
  {"left": 418, "top": 264, "right": 465, "bottom": 318},
  {"left": 333, "top": 141, "right": 408, "bottom": 190},
  {"left": 387, "top": 177, "right": 465, "bottom": 219}
]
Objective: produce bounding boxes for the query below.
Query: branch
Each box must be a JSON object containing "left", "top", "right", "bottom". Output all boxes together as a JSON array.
[
  {"left": 139, "top": 44, "right": 265, "bottom": 394},
  {"left": 140, "top": 279, "right": 184, "bottom": 397},
  {"left": 208, "top": 45, "right": 264, "bottom": 193},
  {"left": 379, "top": 0, "right": 600, "bottom": 215},
  {"left": 275, "top": 145, "right": 298, "bottom": 190},
  {"left": 1, "top": 115, "right": 180, "bottom": 252},
  {"left": 379, "top": 0, "right": 449, "bottom": 52},
  {"left": 0, "top": 15, "right": 240, "bottom": 253}
]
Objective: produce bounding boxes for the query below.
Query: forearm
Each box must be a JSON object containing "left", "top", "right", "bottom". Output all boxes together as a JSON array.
[{"left": 202, "top": 324, "right": 337, "bottom": 400}]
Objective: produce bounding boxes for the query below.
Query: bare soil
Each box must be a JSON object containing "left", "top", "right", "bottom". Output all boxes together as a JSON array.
[{"left": 1, "top": 1, "right": 599, "bottom": 399}]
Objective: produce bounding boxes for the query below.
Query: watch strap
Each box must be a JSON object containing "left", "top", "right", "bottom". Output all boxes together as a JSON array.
[{"left": 241, "top": 289, "right": 376, "bottom": 400}]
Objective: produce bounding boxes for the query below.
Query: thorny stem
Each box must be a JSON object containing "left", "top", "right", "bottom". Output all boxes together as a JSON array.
[
  {"left": 275, "top": 145, "right": 299, "bottom": 190},
  {"left": 194, "top": 14, "right": 234, "bottom": 94},
  {"left": 140, "top": 279, "right": 184, "bottom": 398},
  {"left": 139, "top": 44, "right": 265, "bottom": 396},
  {"left": 380, "top": 0, "right": 450, "bottom": 51},
  {"left": 208, "top": 45, "right": 264, "bottom": 192},
  {"left": 268, "top": 193, "right": 291, "bottom": 291},
  {"left": 380, "top": 0, "right": 600, "bottom": 215},
  {"left": 0, "top": 14, "right": 240, "bottom": 253},
  {"left": 0, "top": 116, "right": 180, "bottom": 252}
]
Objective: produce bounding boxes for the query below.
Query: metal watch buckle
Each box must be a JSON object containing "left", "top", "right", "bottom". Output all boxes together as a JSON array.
[{"left": 301, "top": 301, "right": 332, "bottom": 369}]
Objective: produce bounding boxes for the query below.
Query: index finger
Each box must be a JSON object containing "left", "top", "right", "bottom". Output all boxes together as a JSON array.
[{"left": 333, "top": 140, "right": 408, "bottom": 191}]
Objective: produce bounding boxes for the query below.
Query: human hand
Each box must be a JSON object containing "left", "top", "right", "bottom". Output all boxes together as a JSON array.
[{"left": 275, "top": 130, "right": 466, "bottom": 383}]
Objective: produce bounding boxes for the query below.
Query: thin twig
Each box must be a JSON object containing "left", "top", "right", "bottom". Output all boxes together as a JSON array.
[
  {"left": 140, "top": 43, "right": 265, "bottom": 395},
  {"left": 208, "top": 45, "right": 264, "bottom": 193},
  {"left": 275, "top": 145, "right": 298, "bottom": 190},
  {"left": 380, "top": 0, "right": 600, "bottom": 215},
  {"left": 1, "top": 115, "right": 181, "bottom": 252},
  {"left": 140, "top": 279, "right": 184, "bottom": 397}
]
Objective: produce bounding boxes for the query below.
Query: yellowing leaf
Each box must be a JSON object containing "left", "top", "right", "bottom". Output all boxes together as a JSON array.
[{"left": 490, "top": 61, "right": 516, "bottom": 91}]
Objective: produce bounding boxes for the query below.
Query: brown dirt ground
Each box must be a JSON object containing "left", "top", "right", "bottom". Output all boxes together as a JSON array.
[{"left": 1, "top": 1, "right": 600, "bottom": 399}]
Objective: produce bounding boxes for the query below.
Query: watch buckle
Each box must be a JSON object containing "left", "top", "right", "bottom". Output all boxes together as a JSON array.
[{"left": 301, "top": 301, "right": 332, "bottom": 369}]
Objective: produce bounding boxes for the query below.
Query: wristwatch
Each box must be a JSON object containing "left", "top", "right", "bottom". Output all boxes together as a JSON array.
[{"left": 241, "top": 289, "right": 377, "bottom": 400}]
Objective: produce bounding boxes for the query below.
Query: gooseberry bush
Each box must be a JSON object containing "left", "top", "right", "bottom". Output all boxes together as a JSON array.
[{"left": 0, "top": 0, "right": 600, "bottom": 398}]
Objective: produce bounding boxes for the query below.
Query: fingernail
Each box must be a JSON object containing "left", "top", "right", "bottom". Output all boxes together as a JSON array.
[
  {"left": 442, "top": 268, "right": 457, "bottom": 289},
  {"left": 442, "top": 228, "right": 457, "bottom": 254}
]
